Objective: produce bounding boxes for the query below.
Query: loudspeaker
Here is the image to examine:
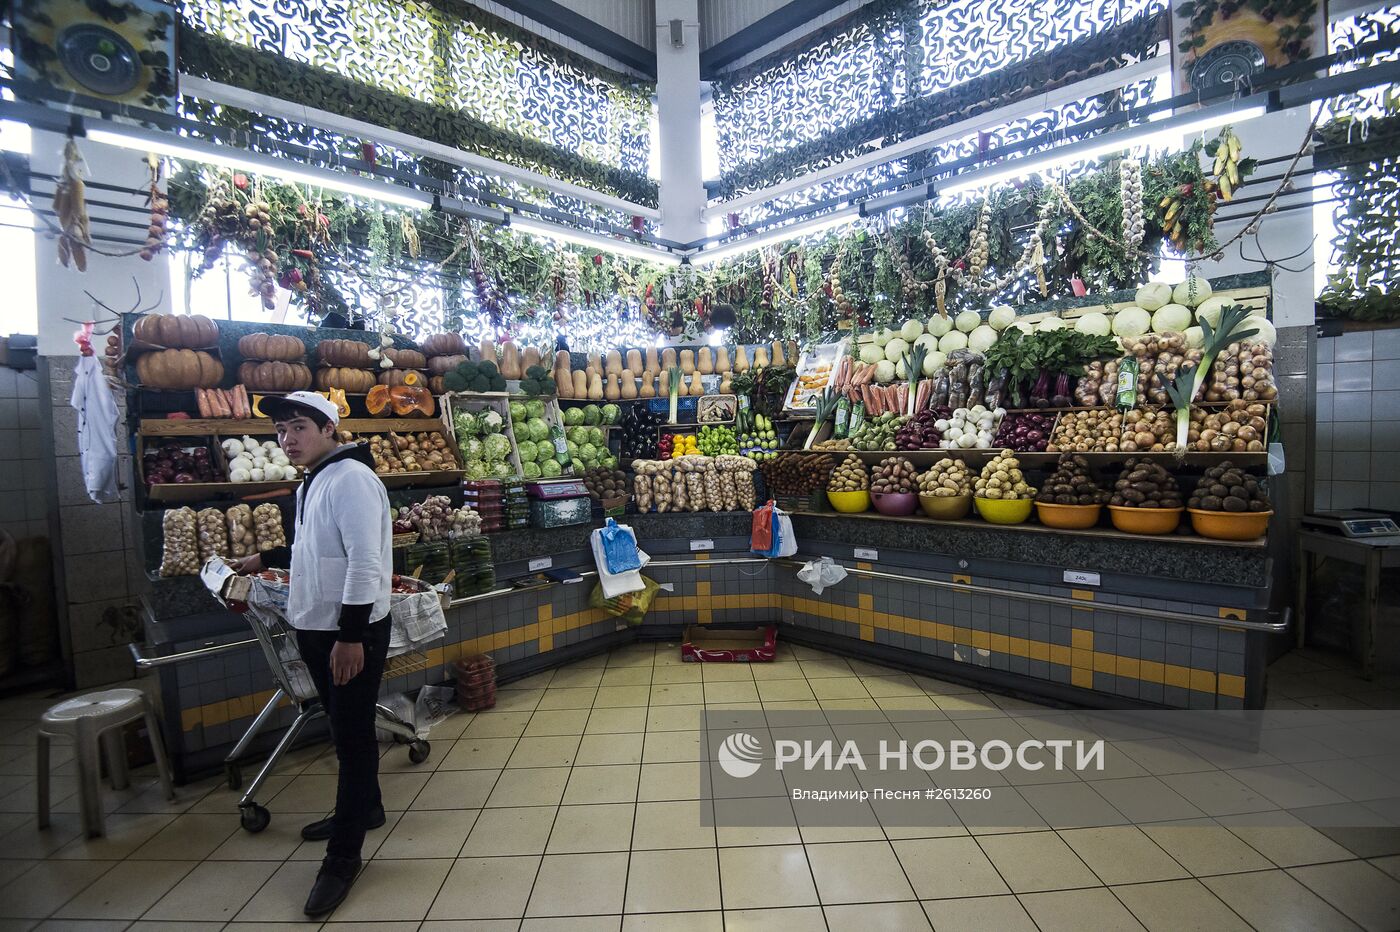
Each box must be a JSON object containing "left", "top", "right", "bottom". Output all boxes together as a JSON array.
[{"left": 10, "top": 0, "right": 179, "bottom": 110}]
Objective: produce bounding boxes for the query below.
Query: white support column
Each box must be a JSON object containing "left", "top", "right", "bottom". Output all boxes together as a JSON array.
[{"left": 654, "top": 0, "right": 706, "bottom": 245}]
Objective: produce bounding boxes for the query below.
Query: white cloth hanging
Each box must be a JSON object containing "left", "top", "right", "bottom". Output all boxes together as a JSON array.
[{"left": 70, "top": 354, "right": 120, "bottom": 503}]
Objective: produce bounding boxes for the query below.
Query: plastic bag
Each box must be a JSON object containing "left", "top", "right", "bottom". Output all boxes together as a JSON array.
[
  {"left": 966, "top": 359, "right": 986, "bottom": 408},
  {"left": 933, "top": 368, "right": 951, "bottom": 408},
  {"left": 413, "top": 684, "right": 455, "bottom": 738},
  {"left": 751, "top": 501, "right": 776, "bottom": 552},
  {"left": 590, "top": 575, "right": 660, "bottom": 624},
  {"left": 600, "top": 518, "right": 642, "bottom": 574},
  {"left": 984, "top": 367, "right": 1008, "bottom": 411},
  {"left": 797, "top": 556, "right": 847, "bottom": 595}
]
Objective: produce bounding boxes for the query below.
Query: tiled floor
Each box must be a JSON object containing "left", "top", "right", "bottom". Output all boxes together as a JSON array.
[{"left": 0, "top": 642, "right": 1396, "bottom": 931}]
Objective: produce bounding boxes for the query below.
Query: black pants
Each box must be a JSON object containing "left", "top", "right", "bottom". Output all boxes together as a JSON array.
[{"left": 296, "top": 620, "right": 391, "bottom": 861}]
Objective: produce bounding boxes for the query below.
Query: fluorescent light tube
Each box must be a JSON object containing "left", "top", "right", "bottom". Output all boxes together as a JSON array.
[
  {"left": 85, "top": 122, "right": 434, "bottom": 209},
  {"left": 509, "top": 213, "right": 682, "bottom": 265},
  {"left": 940, "top": 101, "right": 1268, "bottom": 198},
  {"left": 690, "top": 207, "right": 861, "bottom": 265}
]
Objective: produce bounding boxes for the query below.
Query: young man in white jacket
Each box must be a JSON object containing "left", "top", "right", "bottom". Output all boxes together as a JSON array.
[{"left": 235, "top": 391, "right": 393, "bottom": 916}]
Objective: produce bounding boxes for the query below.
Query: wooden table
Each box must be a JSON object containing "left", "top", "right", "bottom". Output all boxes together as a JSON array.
[{"left": 1296, "top": 529, "right": 1400, "bottom": 679}]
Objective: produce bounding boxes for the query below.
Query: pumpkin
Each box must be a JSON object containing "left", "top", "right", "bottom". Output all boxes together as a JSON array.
[
  {"left": 429, "top": 375, "right": 446, "bottom": 394},
  {"left": 421, "top": 333, "right": 467, "bottom": 357},
  {"left": 314, "top": 367, "right": 377, "bottom": 393},
  {"left": 378, "top": 368, "right": 426, "bottom": 386},
  {"left": 384, "top": 347, "right": 427, "bottom": 369},
  {"left": 389, "top": 385, "right": 435, "bottom": 417},
  {"left": 366, "top": 384, "right": 394, "bottom": 418},
  {"left": 237, "top": 332, "right": 305, "bottom": 362},
  {"left": 135, "top": 348, "right": 223, "bottom": 389},
  {"left": 427, "top": 354, "right": 467, "bottom": 375},
  {"left": 133, "top": 313, "right": 218, "bottom": 349},
  {"left": 327, "top": 388, "right": 351, "bottom": 418},
  {"left": 238, "top": 360, "right": 312, "bottom": 392},
  {"left": 317, "top": 339, "right": 372, "bottom": 368}
]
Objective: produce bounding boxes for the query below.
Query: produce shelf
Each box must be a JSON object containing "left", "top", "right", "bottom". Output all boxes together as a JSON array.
[
  {"left": 821, "top": 509, "right": 1266, "bottom": 547},
  {"left": 139, "top": 417, "right": 448, "bottom": 436},
  {"left": 800, "top": 449, "right": 1268, "bottom": 468},
  {"left": 143, "top": 470, "right": 464, "bottom": 504}
]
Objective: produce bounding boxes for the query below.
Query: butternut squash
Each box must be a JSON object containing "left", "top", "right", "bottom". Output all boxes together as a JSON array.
[
  {"left": 658, "top": 369, "right": 670, "bottom": 396},
  {"left": 753, "top": 346, "right": 770, "bottom": 369},
  {"left": 478, "top": 337, "right": 496, "bottom": 365},
  {"left": 662, "top": 348, "right": 676, "bottom": 370},
  {"left": 720, "top": 373, "right": 732, "bottom": 394},
  {"left": 771, "top": 341, "right": 786, "bottom": 368},
  {"left": 522, "top": 346, "right": 541, "bottom": 372},
  {"left": 587, "top": 371, "right": 604, "bottom": 401},
  {"left": 787, "top": 340, "right": 799, "bottom": 365},
  {"left": 587, "top": 353, "right": 602, "bottom": 376},
  {"left": 605, "top": 350, "right": 623, "bottom": 376},
  {"left": 715, "top": 346, "right": 731, "bottom": 373},
  {"left": 689, "top": 372, "right": 705, "bottom": 396},
  {"left": 604, "top": 372, "right": 620, "bottom": 400},
  {"left": 572, "top": 370, "right": 588, "bottom": 398},
  {"left": 698, "top": 347, "right": 714, "bottom": 374},
  {"left": 679, "top": 349, "right": 695, "bottom": 375},
  {"left": 645, "top": 347, "right": 659, "bottom": 372},
  {"left": 555, "top": 365, "right": 573, "bottom": 398},
  {"left": 499, "top": 341, "right": 522, "bottom": 380},
  {"left": 640, "top": 370, "right": 656, "bottom": 398},
  {"left": 626, "top": 349, "right": 642, "bottom": 373},
  {"left": 620, "top": 369, "right": 638, "bottom": 399}
]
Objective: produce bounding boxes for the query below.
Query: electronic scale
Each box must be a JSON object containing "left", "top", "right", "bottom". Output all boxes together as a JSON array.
[{"left": 1302, "top": 509, "right": 1400, "bottom": 540}]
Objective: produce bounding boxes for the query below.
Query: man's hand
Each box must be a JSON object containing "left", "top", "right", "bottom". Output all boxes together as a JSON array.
[
  {"left": 232, "top": 553, "right": 263, "bottom": 575},
  {"left": 330, "top": 641, "right": 365, "bottom": 686}
]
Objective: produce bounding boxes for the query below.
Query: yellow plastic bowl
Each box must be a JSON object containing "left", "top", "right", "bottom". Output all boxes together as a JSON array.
[
  {"left": 1035, "top": 501, "right": 1103, "bottom": 530},
  {"left": 1108, "top": 505, "right": 1183, "bottom": 535},
  {"left": 826, "top": 490, "right": 871, "bottom": 513},
  {"left": 1189, "top": 508, "right": 1272, "bottom": 541},
  {"left": 919, "top": 493, "right": 972, "bottom": 520},
  {"left": 974, "top": 496, "right": 1034, "bottom": 525}
]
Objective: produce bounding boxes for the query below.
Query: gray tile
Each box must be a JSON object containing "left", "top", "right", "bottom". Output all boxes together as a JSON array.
[
  {"left": 1375, "top": 358, "right": 1400, "bottom": 392},
  {"left": 1334, "top": 392, "right": 1372, "bottom": 422},
  {"left": 1334, "top": 361, "right": 1372, "bottom": 392},
  {"left": 1334, "top": 330, "right": 1374, "bottom": 362},
  {"left": 1371, "top": 482, "right": 1400, "bottom": 511},
  {"left": 1317, "top": 337, "right": 1335, "bottom": 363},
  {"left": 1373, "top": 421, "right": 1400, "bottom": 453},
  {"left": 1315, "top": 363, "right": 1334, "bottom": 393},
  {"left": 1333, "top": 452, "right": 1371, "bottom": 483},
  {"left": 1332, "top": 481, "right": 1371, "bottom": 510},
  {"left": 1374, "top": 328, "right": 1400, "bottom": 359},
  {"left": 1375, "top": 390, "right": 1400, "bottom": 421},
  {"left": 1335, "top": 421, "right": 1370, "bottom": 451}
]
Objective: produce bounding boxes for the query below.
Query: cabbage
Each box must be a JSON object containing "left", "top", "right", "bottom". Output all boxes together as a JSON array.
[
  {"left": 914, "top": 333, "right": 938, "bottom": 352},
  {"left": 509, "top": 401, "right": 527, "bottom": 423},
  {"left": 566, "top": 440, "right": 579, "bottom": 459},
  {"left": 582, "top": 404, "right": 601, "bottom": 426},
  {"left": 873, "top": 327, "right": 896, "bottom": 347},
  {"left": 988, "top": 305, "right": 1017, "bottom": 330},
  {"left": 516, "top": 439, "right": 537, "bottom": 462},
  {"left": 453, "top": 411, "right": 479, "bottom": 437},
  {"left": 1173, "top": 274, "right": 1213, "bottom": 307},
  {"left": 601, "top": 403, "right": 621, "bottom": 424},
  {"left": 900, "top": 319, "right": 924, "bottom": 342},
  {"left": 921, "top": 349, "right": 946, "bottom": 377},
  {"left": 1135, "top": 282, "right": 1173, "bottom": 312},
  {"left": 579, "top": 442, "right": 598, "bottom": 463},
  {"left": 884, "top": 338, "right": 909, "bottom": 363},
  {"left": 1194, "top": 296, "right": 1228, "bottom": 329},
  {"left": 563, "top": 406, "right": 584, "bottom": 426},
  {"left": 1111, "top": 307, "right": 1151, "bottom": 337},
  {"left": 483, "top": 433, "right": 511, "bottom": 461},
  {"left": 526, "top": 398, "right": 546, "bottom": 420},
  {"left": 490, "top": 462, "right": 513, "bottom": 479},
  {"left": 895, "top": 358, "right": 907, "bottom": 380},
  {"left": 464, "top": 459, "right": 488, "bottom": 480},
  {"left": 538, "top": 442, "right": 556, "bottom": 463},
  {"left": 926, "top": 314, "right": 953, "bottom": 337},
  {"left": 541, "top": 459, "right": 562, "bottom": 477},
  {"left": 1151, "top": 303, "right": 1193, "bottom": 333},
  {"left": 522, "top": 461, "right": 542, "bottom": 480},
  {"left": 526, "top": 417, "right": 550, "bottom": 442},
  {"left": 1037, "top": 317, "right": 1067, "bottom": 332},
  {"left": 1241, "top": 316, "right": 1277, "bottom": 345},
  {"left": 968, "top": 325, "right": 998, "bottom": 353},
  {"left": 479, "top": 410, "right": 504, "bottom": 433},
  {"left": 955, "top": 310, "right": 981, "bottom": 333},
  {"left": 600, "top": 454, "right": 618, "bottom": 469},
  {"left": 1183, "top": 326, "right": 1205, "bottom": 349},
  {"left": 1010, "top": 320, "right": 1036, "bottom": 335},
  {"left": 1075, "top": 312, "right": 1111, "bottom": 336},
  {"left": 859, "top": 343, "right": 884, "bottom": 365},
  {"left": 873, "top": 359, "right": 897, "bottom": 383},
  {"left": 588, "top": 426, "right": 605, "bottom": 446},
  {"left": 938, "top": 330, "right": 968, "bottom": 353}
]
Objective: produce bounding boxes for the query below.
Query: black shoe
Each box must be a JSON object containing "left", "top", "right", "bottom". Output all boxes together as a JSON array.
[
  {"left": 304, "top": 855, "right": 361, "bottom": 916},
  {"left": 301, "top": 806, "right": 386, "bottom": 841}
]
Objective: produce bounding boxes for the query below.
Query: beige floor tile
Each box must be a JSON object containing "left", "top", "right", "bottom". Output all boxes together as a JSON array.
[
  {"left": 978, "top": 831, "right": 1100, "bottom": 893},
  {"left": 460, "top": 806, "right": 557, "bottom": 857},
  {"left": 650, "top": 665, "right": 702, "bottom": 685},
  {"left": 817, "top": 697, "right": 884, "bottom": 715},
  {"left": 0, "top": 859, "right": 36, "bottom": 888},
  {"left": 128, "top": 813, "right": 237, "bottom": 861},
  {"left": 645, "top": 706, "right": 705, "bottom": 732},
  {"left": 1203, "top": 868, "right": 1363, "bottom": 932},
  {"left": 1018, "top": 887, "right": 1146, "bottom": 932},
  {"left": 722, "top": 906, "right": 824, "bottom": 930},
  {"left": 892, "top": 836, "right": 1010, "bottom": 900},
  {"left": 1113, "top": 738, "right": 1215, "bottom": 776},
  {"left": 521, "top": 918, "right": 620, "bottom": 932},
  {"left": 576, "top": 733, "right": 645, "bottom": 767},
  {"left": 586, "top": 708, "right": 648, "bottom": 735},
  {"left": 702, "top": 682, "right": 760, "bottom": 704},
  {"left": 632, "top": 800, "right": 715, "bottom": 849},
  {"left": 523, "top": 710, "right": 591, "bottom": 738},
  {"left": 52, "top": 859, "right": 192, "bottom": 920},
  {"left": 920, "top": 894, "right": 1038, "bottom": 931},
  {"left": 594, "top": 686, "right": 651, "bottom": 708},
  {"left": 130, "top": 921, "right": 225, "bottom": 931},
  {"left": 484, "top": 767, "right": 570, "bottom": 808},
  {"left": 288, "top": 810, "right": 403, "bottom": 861},
  {"left": 798, "top": 659, "right": 852, "bottom": 679},
  {"left": 410, "top": 769, "right": 501, "bottom": 811},
  {"left": 549, "top": 667, "right": 605, "bottom": 688},
  {"left": 1160, "top": 769, "right": 1276, "bottom": 817},
  {"left": 1369, "top": 854, "right": 1400, "bottom": 880},
  {"left": 762, "top": 700, "right": 823, "bottom": 713},
  {"left": 526, "top": 852, "right": 628, "bottom": 917},
  {"left": 1088, "top": 776, "right": 1207, "bottom": 824},
  {"left": 824, "top": 901, "right": 930, "bottom": 931},
  {"left": 50, "top": 812, "right": 175, "bottom": 860},
  {"left": 491, "top": 690, "right": 545, "bottom": 714},
  {"left": 713, "top": 797, "right": 801, "bottom": 847},
  {"left": 622, "top": 910, "right": 722, "bottom": 931},
  {"left": 143, "top": 860, "right": 279, "bottom": 923},
  {"left": 1111, "top": 878, "right": 1252, "bottom": 932},
  {"left": 1290, "top": 860, "right": 1400, "bottom": 932},
  {"left": 600, "top": 667, "right": 653, "bottom": 688},
  {"left": 649, "top": 684, "right": 704, "bottom": 706},
  {"left": 205, "top": 811, "right": 306, "bottom": 861},
  {"left": 507, "top": 671, "right": 556, "bottom": 690},
  {"left": 1018, "top": 781, "right": 1127, "bottom": 829},
  {"left": 0, "top": 858, "right": 112, "bottom": 918},
  {"left": 440, "top": 737, "right": 519, "bottom": 770},
  {"left": 625, "top": 848, "right": 721, "bottom": 913},
  {"left": 807, "top": 678, "right": 870, "bottom": 700},
  {"left": 506, "top": 736, "right": 581, "bottom": 769},
  {"left": 749, "top": 661, "right": 806, "bottom": 681},
  {"left": 376, "top": 807, "right": 478, "bottom": 859},
  {"left": 805, "top": 840, "right": 914, "bottom": 904},
  {"left": 637, "top": 763, "right": 703, "bottom": 802},
  {"left": 699, "top": 664, "right": 755, "bottom": 683},
  {"left": 463, "top": 711, "right": 533, "bottom": 738},
  {"left": 563, "top": 764, "right": 640, "bottom": 805},
  {"left": 34, "top": 920, "right": 135, "bottom": 931},
  {"left": 641, "top": 731, "right": 702, "bottom": 764},
  {"left": 755, "top": 680, "right": 816, "bottom": 702},
  {"left": 377, "top": 772, "right": 431, "bottom": 810},
  {"left": 229, "top": 858, "right": 321, "bottom": 923},
  {"left": 860, "top": 675, "right": 925, "bottom": 698},
  {"left": 331, "top": 857, "right": 453, "bottom": 923},
  {"left": 535, "top": 687, "right": 598, "bottom": 711},
  {"left": 1217, "top": 810, "right": 1356, "bottom": 867},
  {"left": 718, "top": 845, "right": 817, "bottom": 909},
  {"left": 1059, "top": 826, "right": 1190, "bottom": 885},
  {"left": 547, "top": 802, "right": 633, "bottom": 853},
  {"left": 1140, "top": 819, "right": 1275, "bottom": 876}
]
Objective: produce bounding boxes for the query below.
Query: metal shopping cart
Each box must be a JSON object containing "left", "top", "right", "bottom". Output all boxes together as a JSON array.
[{"left": 202, "top": 560, "right": 446, "bottom": 833}]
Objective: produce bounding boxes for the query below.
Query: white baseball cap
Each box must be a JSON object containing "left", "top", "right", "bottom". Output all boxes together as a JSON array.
[{"left": 260, "top": 390, "right": 341, "bottom": 426}]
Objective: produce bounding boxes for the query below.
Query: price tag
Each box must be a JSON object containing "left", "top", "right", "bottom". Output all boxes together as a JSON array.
[
  {"left": 690, "top": 539, "right": 714, "bottom": 551},
  {"left": 854, "top": 548, "right": 879, "bottom": 561},
  {"left": 529, "top": 557, "right": 553, "bottom": 572},
  {"left": 1063, "top": 569, "right": 1100, "bottom": 587}
]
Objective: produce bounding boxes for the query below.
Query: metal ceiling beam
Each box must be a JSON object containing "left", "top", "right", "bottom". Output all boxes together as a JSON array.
[
  {"left": 485, "top": 0, "right": 658, "bottom": 77},
  {"left": 699, "top": 0, "right": 854, "bottom": 79}
]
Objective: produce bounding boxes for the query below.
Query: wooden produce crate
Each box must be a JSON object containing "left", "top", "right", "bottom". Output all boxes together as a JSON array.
[{"left": 441, "top": 393, "right": 523, "bottom": 476}]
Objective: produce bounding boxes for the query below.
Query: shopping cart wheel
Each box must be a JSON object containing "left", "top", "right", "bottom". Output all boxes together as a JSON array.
[
  {"left": 408, "top": 740, "right": 431, "bottom": 765},
  {"left": 240, "top": 803, "right": 271, "bottom": 833},
  {"left": 225, "top": 764, "right": 242, "bottom": 791}
]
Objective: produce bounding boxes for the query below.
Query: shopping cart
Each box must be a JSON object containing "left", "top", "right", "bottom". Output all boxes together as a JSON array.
[{"left": 202, "top": 561, "right": 446, "bottom": 833}]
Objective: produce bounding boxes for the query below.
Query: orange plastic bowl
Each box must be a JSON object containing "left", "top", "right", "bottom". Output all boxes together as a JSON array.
[
  {"left": 1107, "top": 505, "right": 1183, "bottom": 535},
  {"left": 1189, "top": 508, "right": 1272, "bottom": 541},
  {"left": 1035, "top": 501, "right": 1103, "bottom": 530}
]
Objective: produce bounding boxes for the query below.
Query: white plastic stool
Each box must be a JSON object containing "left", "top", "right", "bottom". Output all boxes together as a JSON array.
[{"left": 37, "top": 688, "right": 174, "bottom": 838}]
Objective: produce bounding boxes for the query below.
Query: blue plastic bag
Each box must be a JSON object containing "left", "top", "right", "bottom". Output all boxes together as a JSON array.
[{"left": 600, "top": 518, "right": 642, "bottom": 574}]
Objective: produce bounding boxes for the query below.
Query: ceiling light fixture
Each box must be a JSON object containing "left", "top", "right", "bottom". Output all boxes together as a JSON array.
[{"left": 508, "top": 212, "right": 682, "bottom": 266}]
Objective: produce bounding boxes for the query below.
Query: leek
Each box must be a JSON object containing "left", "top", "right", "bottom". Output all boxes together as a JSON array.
[
  {"left": 806, "top": 387, "right": 838, "bottom": 450},
  {"left": 904, "top": 342, "right": 928, "bottom": 415},
  {"left": 1165, "top": 372, "right": 1194, "bottom": 460},
  {"left": 1190, "top": 303, "right": 1259, "bottom": 401},
  {"left": 667, "top": 365, "right": 681, "bottom": 424}
]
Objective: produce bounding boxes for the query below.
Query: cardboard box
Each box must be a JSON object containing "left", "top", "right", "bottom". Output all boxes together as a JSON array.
[{"left": 681, "top": 625, "right": 777, "bottom": 663}]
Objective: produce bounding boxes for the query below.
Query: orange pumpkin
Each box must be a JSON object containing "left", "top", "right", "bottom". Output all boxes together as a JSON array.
[
  {"left": 389, "top": 385, "right": 435, "bottom": 417},
  {"left": 326, "top": 388, "right": 351, "bottom": 418},
  {"left": 429, "top": 375, "right": 446, "bottom": 394},
  {"left": 133, "top": 313, "right": 218, "bottom": 349},
  {"left": 238, "top": 332, "right": 305, "bottom": 362},
  {"left": 135, "top": 348, "right": 223, "bottom": 388},
  {"left": 314, "top": 367, "right": 377, "bottom": 393},
  {"left": 316, "top": 339, "right": 372, "bottom": 368},
  {"left": 365, "top": 384, "right": 394, "bottom": 418},
  {"left": 378, "top": 368, "right": 426, "bottom": 386},
  {"left": 420, "top": 333, "right": 467, "bottom": 357},
  {"left": 239, "top": 360, "right": 312, "bottom": 392},
  {"left": 427, "top": 354, "right": 466, "bottom": 375},
  {"left": 384, "top": 347, "right": 427, "bottom": 369}
]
